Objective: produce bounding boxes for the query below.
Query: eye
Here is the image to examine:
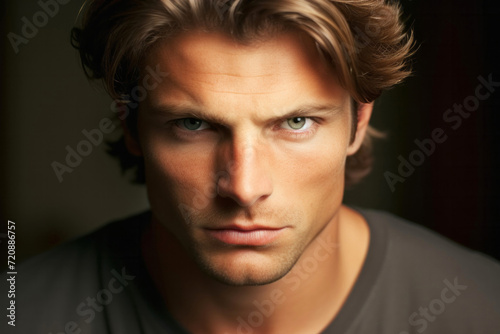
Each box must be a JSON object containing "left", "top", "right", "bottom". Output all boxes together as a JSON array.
[
  {"left": 281, "top": 117, "right": 313, "bottom": 131},
  {"left": 175, "top": 118, "right": 210, "bottom": 131}
]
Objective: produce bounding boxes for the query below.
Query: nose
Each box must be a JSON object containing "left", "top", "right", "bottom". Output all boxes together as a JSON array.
[{"left": 216, "top": 136, "right": 273, "bottom": 207}]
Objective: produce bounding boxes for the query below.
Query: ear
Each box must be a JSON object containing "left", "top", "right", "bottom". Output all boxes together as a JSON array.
[
  {"left": 120, "top": 107, "right": 143, "bottom": 157},
  {"left": 346, "top": 102, "right": 374, "bottom": 156}
]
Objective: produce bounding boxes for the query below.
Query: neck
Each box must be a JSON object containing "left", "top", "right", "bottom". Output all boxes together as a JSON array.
[{"left": 141, "top": 205, "right": 369, "bottom": 334}]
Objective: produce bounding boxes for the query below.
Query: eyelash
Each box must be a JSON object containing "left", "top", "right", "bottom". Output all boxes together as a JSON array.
[
  {"left": 174, "top": 118, "right": 211, "bottom": 131},
  {"left": 168, "top": 117, "right": 320, "bottom": 140},
  {"left": 276, "top": 117, "right": 319, "bottom": 140}
]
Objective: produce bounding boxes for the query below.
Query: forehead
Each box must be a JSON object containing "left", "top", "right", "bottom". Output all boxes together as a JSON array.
[
  {"left": 144, "top": 29, "right": 348, "bottom": 117},
  {"left": 155, "top": 29, "right": 322, "bottom": 71}
]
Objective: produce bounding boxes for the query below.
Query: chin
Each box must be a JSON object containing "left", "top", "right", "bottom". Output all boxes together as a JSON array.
[
  {"left": 192, "top": 247, "right": 301, "bottom": 286},
  {"left": 204, "top": 265, "right": 292, "bottom": 287}
]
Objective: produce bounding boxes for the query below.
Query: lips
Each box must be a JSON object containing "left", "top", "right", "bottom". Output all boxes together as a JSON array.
[{"left": 205, "top": 226, "right": 286, "bottom": 246}]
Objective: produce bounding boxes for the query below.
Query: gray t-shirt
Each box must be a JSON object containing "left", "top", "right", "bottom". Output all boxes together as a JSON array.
[{"left": 2, "top": 209, "right": 500, "bottom": 333}]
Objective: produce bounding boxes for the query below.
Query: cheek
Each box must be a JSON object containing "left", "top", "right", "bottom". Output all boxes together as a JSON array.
[
  {"left": 147, "top": 151, "right": 211, "bottom": 199},
  {"left": 288, "top": 144, "right": 346, "bottom": 196},
  {"left": 278, "top": 129, "right": 349, "bottom": 188},
  {"left": 273, "top": 128, "right": 349, "bottom": 227},
  {"left": 142, "top": 148, "right": 219, "bottom": 236},
  {"left": 138, "top": 128, "right": 216, "bottom": 212},
  {"left": 270, "top": 138, "right": 347, "bottom": 241}
]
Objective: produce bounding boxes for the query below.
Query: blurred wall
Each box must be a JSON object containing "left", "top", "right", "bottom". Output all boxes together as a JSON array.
[{"left": 1, "top": 0, "right": 499, "bottom": 267}]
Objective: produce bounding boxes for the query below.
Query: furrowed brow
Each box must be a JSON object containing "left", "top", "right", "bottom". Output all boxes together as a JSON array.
[
  {"left": 147, "top": 102, "right": 344, "bottom": 125},
  {"left": 147, "top": 104, "right": 229, "bottom": 125}
]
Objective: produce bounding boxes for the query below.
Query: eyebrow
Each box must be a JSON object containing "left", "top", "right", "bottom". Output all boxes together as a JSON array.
[
  {"left": 273, "top": 104, "right": 344, "bottom": 121},
  {"left": 147, "top": 103, "right": 344, "bottom": 125}
]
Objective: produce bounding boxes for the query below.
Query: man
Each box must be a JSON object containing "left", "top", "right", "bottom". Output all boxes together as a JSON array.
[{"left": 3, "top": 0, "right": 500, "bottom": 333}]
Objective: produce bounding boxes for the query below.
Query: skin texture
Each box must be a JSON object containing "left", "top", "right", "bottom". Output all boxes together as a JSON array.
[{"left": 127, "top": 29, "right": 372, "bottom": 333}]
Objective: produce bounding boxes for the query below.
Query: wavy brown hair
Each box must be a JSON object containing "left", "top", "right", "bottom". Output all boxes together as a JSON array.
[{"left": 72, "top": 0, "right": 413, "bottom": 185}]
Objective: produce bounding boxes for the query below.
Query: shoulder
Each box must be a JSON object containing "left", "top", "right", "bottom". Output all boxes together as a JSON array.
[
  {"left": 13, "top": 210, "right": 149, "bottom": 282},
  {"left": 350, "top": 208, "right": 500, "bottom": 334},
  {"left": 360, "top": 208, "right": 500, "bottom": 277},
  {"left": 1, "top": 211, "right": 150, "bottom": 334}
]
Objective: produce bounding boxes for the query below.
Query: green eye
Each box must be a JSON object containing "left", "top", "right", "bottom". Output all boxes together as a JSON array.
[
  {"left": 180, "top": 118, "right": 205, "bottom": 130},
  {"left": 287, "top": 117, "right": 307, "bottom": 130}
]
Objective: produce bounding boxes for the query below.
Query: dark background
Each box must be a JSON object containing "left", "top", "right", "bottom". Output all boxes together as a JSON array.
[
  {"left": 344, "top": 0, "right": 500, "bottom": 260},
  {"left": 1, "top": 0, "right": 499, "bottom": 269}
]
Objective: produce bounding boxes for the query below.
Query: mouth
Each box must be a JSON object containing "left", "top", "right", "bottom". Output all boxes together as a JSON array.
[{"left": 205, "top": 226, "right": 287, "bottom": 246}]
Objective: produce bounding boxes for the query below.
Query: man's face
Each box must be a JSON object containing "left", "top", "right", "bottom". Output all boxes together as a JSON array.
[{"left": 132, "top": 30, "right": 364, "bottom": 286}]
